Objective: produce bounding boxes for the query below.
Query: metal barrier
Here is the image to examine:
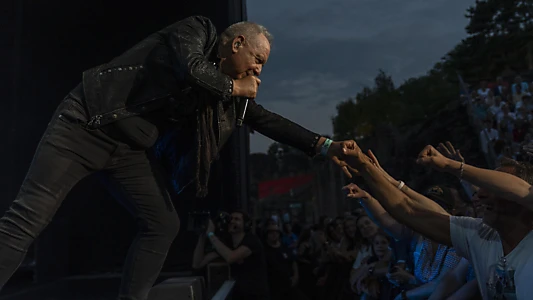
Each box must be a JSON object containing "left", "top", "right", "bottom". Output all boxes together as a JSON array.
[{"left": 211, "top": 280, "right": 235, "bottom": 300}]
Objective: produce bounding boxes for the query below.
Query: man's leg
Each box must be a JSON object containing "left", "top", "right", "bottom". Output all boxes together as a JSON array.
[
  {"left": 0, "top": 99, "right": 115, "bottom": 288},
  {"left": 104, "top": 147, "right": 180, "bottom": 300}
]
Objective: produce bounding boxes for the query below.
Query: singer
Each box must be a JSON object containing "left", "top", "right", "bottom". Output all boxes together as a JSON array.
[{"left": 0, "top": 16, "right": 354, "bottom": 300}]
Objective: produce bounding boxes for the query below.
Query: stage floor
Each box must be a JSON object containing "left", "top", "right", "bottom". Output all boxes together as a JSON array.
[{"left": 0, "top": 272, "right": 192, "bottom": 300}]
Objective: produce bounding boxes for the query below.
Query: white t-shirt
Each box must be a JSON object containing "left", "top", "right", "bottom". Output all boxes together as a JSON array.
[
  {"left": 497, "top": 112, "right": 516, "bottom": 123},
  {"left": 489, "top": 101, "right": 506, "bottom": 116},
  {"left": 450, "top": 216, "right": 533, "bottom": 300},
  {"left": 352, "top": 245, "right": 372, "bottom": 269},
  {"left": 479, "top": 128, "right": 499, "bottom": 154},
  {"left": 478, "top": 88, "right": 491, "bottom": 99}
]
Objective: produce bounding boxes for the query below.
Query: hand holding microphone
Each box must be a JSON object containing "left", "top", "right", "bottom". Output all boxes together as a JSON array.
[
  {"left": 232, "top": 76, "right": 261, "bottom": 99},
  {"left": 233, "top": 75, "right": 260, "bottom": 127}
]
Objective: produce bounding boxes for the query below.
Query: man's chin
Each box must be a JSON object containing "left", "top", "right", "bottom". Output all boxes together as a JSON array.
[{"left": 482, "top": 213, "right": 497, "bottom": 227}]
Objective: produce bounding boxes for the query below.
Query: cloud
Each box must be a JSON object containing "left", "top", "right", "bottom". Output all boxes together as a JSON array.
[{"left": 247, "top": 0, "right": 476, "bottom": 153}]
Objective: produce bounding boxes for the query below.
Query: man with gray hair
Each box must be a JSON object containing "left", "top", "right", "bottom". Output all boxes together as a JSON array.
[{"left": 0, "top": 15, "right": 354, "bottom": 299}]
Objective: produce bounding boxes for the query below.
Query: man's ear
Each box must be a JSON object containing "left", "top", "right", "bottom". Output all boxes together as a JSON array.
[{"left": 232, "top": 35, "right": 245, "bottom": 53}]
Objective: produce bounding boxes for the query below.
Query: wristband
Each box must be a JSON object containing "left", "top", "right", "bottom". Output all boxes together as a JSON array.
[
  {"left": 459, "top": 161, "right": 465, "bottom": 179},
  {"left": 207, "top": 232, "right": 215, "bottom": 238},
  {"left": 320, "top": 138, "right": 333, "bottom": 156}
]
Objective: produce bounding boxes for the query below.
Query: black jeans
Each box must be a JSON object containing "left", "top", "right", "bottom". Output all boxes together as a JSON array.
[{"left": 0, "top": 97, "right": 180, "bottom": 300}]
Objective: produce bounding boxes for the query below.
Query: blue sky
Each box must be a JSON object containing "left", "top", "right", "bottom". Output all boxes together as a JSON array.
[{"left": 247, "top": 0, "right": 476, "bottom": 153}]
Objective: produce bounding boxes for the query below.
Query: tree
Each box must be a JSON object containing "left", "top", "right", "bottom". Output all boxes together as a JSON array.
[
  {"left": 446, "top": 0, "right": 533, "bottom": 80},
  {"left": 332, "top": 68, "right": 458, "bottom": 140},
  {"left": 332, "top": 0, "right": 531, "bottom": 140}
]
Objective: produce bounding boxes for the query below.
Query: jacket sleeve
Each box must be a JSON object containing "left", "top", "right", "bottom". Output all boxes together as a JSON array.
[
  {"left": 244, "top": 100, "right": 321, "bottom": 156},
  {"left": 166, "top": 16, "right": 233, "bottom": 101}
]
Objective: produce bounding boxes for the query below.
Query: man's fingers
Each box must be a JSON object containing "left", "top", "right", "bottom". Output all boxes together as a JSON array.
[
  {"left": 349, "top": 168, "right": 361, "bottom": 176},
  {"left": 416, "top": 157, "right": 431, "bottom": 165},
  {"left": 438, "top": 143, "right": 451, "bottom": 157},
  {"left": 367, "top": 149, "right": 380, "bottom": 167},
  {"left": 457, "top": 149, "right": 465, "bottom": 162},
  {"left": 445, "top": 141, "right": 456, "bottom": 154},
  {"left": 342, "top": 165, "right": 352, "bottom": 178},
  {"left": 332, "top": 157, "right": 353, "bottom": 178},
  {"left": 418, "top": 145, "right": 435, "bottom": 159}
]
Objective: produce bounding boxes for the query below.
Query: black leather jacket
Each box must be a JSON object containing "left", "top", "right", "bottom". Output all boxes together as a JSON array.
[{"left": 75, "top": 16, "right": 321, "bottom": 195}]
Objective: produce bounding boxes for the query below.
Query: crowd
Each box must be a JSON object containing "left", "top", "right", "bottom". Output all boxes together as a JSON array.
[
  {"left": 466, "top": 75, "right": 533, "bottom": 166},
  {"left": 189, "top": 75, "right": 533, "bottom": 300},
  {"left": 245, "top": 144, "right": 479, "bottom": 300},
  {"left": 192, "top": 133, "right": 533, "bottom": 299}
]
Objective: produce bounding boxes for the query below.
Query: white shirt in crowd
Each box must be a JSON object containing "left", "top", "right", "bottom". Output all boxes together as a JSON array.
[
  {"left": 479, "top": 128, "right": 499, "bottom": 154},
  {"left": 497, "top": 111, "right": 516, "bottom": 124},
  {"left": 352, "top": 244, "right": 372, "bottom": 270},
  {"left": 450, "top": 217, "right": 533, "bottom": 300},
  {"left": 489, "top": 101, "right": 506, "bottom": 116},
  {"left": 477, "top": 88, "right": 491, "bottom": 100},
  {"left": 515, "top": 112, "right": 533, "bottom": 122},
  {"left": 512, "top": 82, "right": 529, "bottom": 95}
]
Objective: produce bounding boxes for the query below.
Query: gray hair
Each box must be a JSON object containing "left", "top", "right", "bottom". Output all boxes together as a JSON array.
[{"left": 220, "top": 21, "right": 273, "bottom": 46}]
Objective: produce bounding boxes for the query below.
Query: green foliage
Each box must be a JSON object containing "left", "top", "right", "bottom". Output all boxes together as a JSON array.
[
  {"left": 332, "top": 69, "right": 458, "bottom": 140},
  {"left": 447, "top": 0, "right": 533, "bottom": 80},
  {"left": 332, "top": 0, "right": 532, "bottom": 139}
]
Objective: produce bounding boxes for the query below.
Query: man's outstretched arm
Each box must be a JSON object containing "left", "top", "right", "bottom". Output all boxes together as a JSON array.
[
  {"left": 343, "top": 146, "right": 452, "bottom": 246},
  {"left": 244, "top": 100, "right": 322, "bottom": 156}
]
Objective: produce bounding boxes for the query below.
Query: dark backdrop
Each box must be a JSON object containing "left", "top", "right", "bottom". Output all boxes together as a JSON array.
[{"left": 0, "top": 0, "right": 250, "bottom": 283}]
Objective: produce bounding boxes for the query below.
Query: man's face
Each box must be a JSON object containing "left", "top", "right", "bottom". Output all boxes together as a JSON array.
[
  {"left": 220, "top": 33, "right": 270, "bottom": 79},
  {"left": 471, "top": 190, "right": 484, "bottom": 218},
  {"left": 229, "top": 212, "right": 244, "bottom": 233}
]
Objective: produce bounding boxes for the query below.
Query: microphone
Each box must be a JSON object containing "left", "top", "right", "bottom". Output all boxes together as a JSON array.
[{"left": 236, "top": 98, "right": 249, "bottom": 127}]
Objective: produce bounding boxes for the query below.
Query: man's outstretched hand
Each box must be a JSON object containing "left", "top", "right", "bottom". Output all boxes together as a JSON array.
[
  {"left": 339, "top": 140, "right": 373, "bottom": 170},
  {"left": 327, "top": 140, "right": 360, "bottom": 178}
]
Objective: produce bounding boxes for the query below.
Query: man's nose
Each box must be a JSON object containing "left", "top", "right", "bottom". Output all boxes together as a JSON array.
[{"left": 253, "top": 65, "right": 262, "bottom": 76}]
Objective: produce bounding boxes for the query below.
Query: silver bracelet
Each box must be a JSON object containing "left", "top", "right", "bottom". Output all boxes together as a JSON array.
[{"left": 459, "top": 161, "right": 465, "bottom": 179}]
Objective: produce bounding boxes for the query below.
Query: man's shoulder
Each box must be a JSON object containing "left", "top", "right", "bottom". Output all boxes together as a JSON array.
[
  {"left": 163, "top": 15, "right": 216, "bottom": 32},
  {"left": 450, "top": 216, "right": 499, "bottom": 242}
]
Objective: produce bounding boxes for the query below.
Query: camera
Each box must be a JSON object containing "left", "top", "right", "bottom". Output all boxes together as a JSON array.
[{"left": 187, "top": 211, "right": 232, "bottom": 235}]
